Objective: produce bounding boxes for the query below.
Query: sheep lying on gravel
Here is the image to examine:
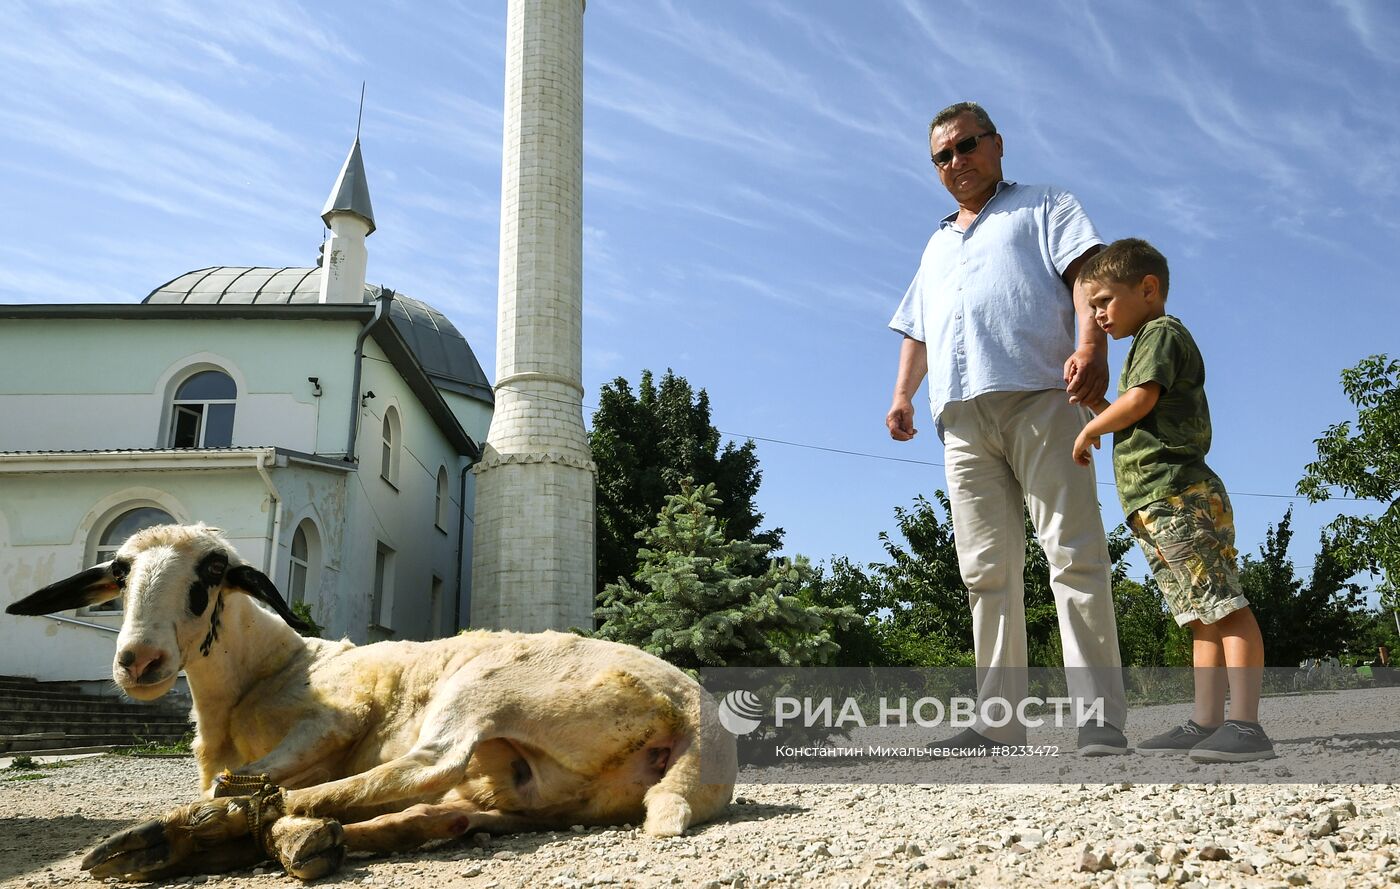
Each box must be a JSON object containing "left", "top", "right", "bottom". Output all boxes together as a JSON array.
[{"left": 7, "top": 524, "right": 736, "bottom": 881}]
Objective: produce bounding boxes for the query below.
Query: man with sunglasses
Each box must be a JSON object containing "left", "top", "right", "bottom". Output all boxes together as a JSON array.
[{"left": 886, "top": 102, "right": 1128, "bottom": 757}]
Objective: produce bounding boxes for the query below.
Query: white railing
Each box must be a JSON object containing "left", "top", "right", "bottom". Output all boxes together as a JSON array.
[{"left": 45, "top": 614, "right": 120, "bottom": 635}]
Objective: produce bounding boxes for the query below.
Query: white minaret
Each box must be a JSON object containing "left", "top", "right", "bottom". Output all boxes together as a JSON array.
[
  {"left": 318, "top": 138, "right": 375, "bottom": 305},
  {"left": 471, "top": 0, "right": 595, "bottom": 631}
]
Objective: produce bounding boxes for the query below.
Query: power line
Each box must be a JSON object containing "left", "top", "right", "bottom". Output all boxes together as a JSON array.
[{"left": 484, "top": 382, "right": 1370, "bottom": 504}]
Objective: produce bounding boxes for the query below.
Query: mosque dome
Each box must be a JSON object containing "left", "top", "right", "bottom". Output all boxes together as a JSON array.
[{"left": 144, "top": 267, "right": 491, "bottom": 403}]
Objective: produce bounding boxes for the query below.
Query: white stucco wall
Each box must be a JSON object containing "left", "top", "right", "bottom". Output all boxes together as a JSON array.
[
  {"left": 0, "top": 318, "right": 362, "bottom": 456},
  {"left": 265, "top": 463, "right": 350, "bottom": 637},
  {"left": 344, "top": 341, "right": 470, "bottom": 642},
  {"left": 442, "top": 390, "right": 493, "bottom": 448},
  {"left": 0, "top": 468, "right": 274, "bottom": 681},
  {"left": 0, "top": 313, "right": 491, "bottom": 682}
]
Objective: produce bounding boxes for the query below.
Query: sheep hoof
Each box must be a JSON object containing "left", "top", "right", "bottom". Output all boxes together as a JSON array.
[
  {"left": 643, "top": 792, "right": 692, "bottom": 837},
  {"left": 269, "top": 816, "right": 346, "bottom": 880},
  {"left": 82, "top": 818, "right": 173, "bottom": 878},
  {"left": 82, "top": 798, "right": 273, "bottom": 879}
]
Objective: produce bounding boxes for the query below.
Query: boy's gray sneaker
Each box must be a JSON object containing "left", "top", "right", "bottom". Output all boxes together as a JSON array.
[
  {"left": 1078, "top": 723, "right": 1130, "bottom": 756},
  {"left": 1138, "top": 719, "right": 1216, "bottom": 754},
  {"left": 1188, "top": 720, "right": 1276, "bottom": 763}
]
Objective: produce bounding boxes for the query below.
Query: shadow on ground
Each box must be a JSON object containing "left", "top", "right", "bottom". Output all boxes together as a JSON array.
[{"left": 0, "top": 814, "right": 131, "bottom": 883}]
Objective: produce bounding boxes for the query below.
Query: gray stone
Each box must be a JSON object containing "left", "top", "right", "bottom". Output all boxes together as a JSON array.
[
  {"left": 1078, "top": 847, "right": 1115, "bottom": 873},
  {"left": 1308, "top": 813, "right": 1339, "bottom": 839},
  {"left": 1198, "top": 844, "right": 1231, "bottom": 861}
]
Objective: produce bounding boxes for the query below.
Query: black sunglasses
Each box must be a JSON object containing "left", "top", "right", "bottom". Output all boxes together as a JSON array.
[{"left": 931, "top": 131, "right": 996, "bottom": 167}]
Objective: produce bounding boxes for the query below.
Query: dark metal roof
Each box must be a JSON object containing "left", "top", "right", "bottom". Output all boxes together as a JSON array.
[
  {"left": 323, "top": 138, "right": 376, "bottom": 234},
  {"left": 144, "top": 267, "right": 492, "bottom": 403}
]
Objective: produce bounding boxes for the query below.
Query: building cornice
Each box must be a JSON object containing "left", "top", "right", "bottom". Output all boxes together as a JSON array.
[
  {"left": 0, "top": 304, "right": 375, "bottom": 322},
  {"left": 0, "top": 447, "right": 354, "bottom": 475}
]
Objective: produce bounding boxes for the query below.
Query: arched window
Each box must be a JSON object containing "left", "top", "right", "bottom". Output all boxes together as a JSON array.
[
  {"left": 288, "top": 524, "right": 310, "bottom": 606},
  {"left": 435, "top": 466, "right": 450, "bottom": 531},
  {"left": 380, "top": 406, "right": 401, "bottom": 487},
  {"left": 169, "top": 370, "right": 237, "bottom": 448},
  {"left": 87, "top": 506, "right": 176, "bottom": 613},
  {"left": 286, "top": 518, "right": 323, "bottom": 610}
]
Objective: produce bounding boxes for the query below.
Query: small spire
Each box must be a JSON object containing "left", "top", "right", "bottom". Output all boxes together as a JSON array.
[
  {"left": 356, "top": 82, "right": 365, "bottom": 140},
  {"left": 322, "top": 137, "right": 376, "bottom": 236}
]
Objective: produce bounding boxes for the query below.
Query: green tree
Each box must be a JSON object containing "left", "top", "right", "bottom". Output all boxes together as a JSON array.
[
  {"left": 590, "top": 369, "right": 781, "bottom": 594},
  {"left": 812, "top": 493, "right": 1162, "bottom": 667},
  {"left": 802, "top": 555, "right": 890, "bottom": 668},
  {"left": 592, "top": 480, "right": 853, "bottom": 669},
  {"left": 1112, "top": 576, "right": 1190, "bottom": 668},
  {"left": 1350, "top": 609, "right": 1400, "bottom": 668},
  {"left": 872, "top": 492, "right": 973, "bottom": 663},
  {"left": 1239, "top": 507, "right": 1368, "bottom": 667},
  {"left": 1298, "top": 354, "right": 1400, "bottom": 610}
]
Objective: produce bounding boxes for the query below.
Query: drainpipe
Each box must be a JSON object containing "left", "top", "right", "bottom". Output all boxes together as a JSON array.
[
  {"left": 455, "top": 462, "right": 471, "bottom": 633},
  {"left": 255, "top": 449, "right": 284, "bottom": 578},
  {"left": 345, "top": 294, "right": 390, "bottom": 463}
]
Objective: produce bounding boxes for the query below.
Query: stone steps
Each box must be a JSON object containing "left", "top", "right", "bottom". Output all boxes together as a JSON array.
[{"left": 0, "top": 674, "right": 192, "bottom": 755}]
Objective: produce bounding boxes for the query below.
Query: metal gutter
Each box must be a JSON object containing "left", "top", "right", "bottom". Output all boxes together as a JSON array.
[
  {"left": 254, "top": 451, "right": 285, "bottom": 576},
  {"left": 345, "top": 294, "right": 390, "bottom": 463},
  {"left": 455, "top": 463, "right": 470, "bottom": 632}
]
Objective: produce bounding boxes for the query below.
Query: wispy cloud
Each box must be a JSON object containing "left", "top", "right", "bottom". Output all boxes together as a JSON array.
[
  {"left": 616, "top": 0, "right": 892, "bottom": 141},
  {"left": 1144, "top": 187, "right": 1218, "bottom": 241},
  {"left": 701, "top": 268, "right": 805, "bottom": 309},
  {"left": 585, "top": 55, "right": 807, "bottom": 164},
  {"left": 373, "top": 92, "right": 502, "bottom": 164},
  {"left": 725, "top": 184, "right": 903, "bottom": 251},
  {"left": 758, "top": 0, "right": 920, "bottom": 126},
  {"left": 148, "top": 0, "right": 362, "bottom": 73},
  {"left": 1330, "top": 0, "right": 1400, "bottom": 65}
]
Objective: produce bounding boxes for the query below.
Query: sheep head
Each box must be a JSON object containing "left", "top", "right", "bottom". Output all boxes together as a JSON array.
[{"left": 6, "top": 523, "right": 309, "bottom": 700}]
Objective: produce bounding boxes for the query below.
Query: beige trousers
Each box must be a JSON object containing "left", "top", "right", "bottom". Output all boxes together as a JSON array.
[{"left": 942, "top": 389, "right": 1126, "bottom": 743}]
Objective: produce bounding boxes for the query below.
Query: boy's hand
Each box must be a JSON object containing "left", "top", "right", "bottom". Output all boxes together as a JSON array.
[{"left": 1072, "top": 429, "right": 1100, "bottom": 466}]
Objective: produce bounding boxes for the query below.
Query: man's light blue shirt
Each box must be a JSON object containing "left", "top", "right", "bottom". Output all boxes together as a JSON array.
[{"left": 889, "top": 181, "right": 1103, "bottom": 437}]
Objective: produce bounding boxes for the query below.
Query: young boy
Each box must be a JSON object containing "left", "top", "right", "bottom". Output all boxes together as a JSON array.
[{"left": 1071, "top": 238, "right": 1274, "bottom": 762}]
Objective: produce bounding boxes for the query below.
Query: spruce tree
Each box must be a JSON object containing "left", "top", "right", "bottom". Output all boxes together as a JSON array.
[
  {"left": 590, "top": 369, "right": 782, "bottom": 595},
  {"left": 593, "top": 480, "right": 853, "bottom": 669}
]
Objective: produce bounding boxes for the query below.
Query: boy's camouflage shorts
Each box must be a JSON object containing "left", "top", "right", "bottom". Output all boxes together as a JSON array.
[{"left": 1126, "top": 477, "right": 1250, "bottom": 626}]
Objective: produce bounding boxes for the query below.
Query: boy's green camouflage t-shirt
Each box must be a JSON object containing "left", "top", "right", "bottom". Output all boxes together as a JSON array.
[{"left": 1112, "top": 314, "right": 1218, "bottom": 515}]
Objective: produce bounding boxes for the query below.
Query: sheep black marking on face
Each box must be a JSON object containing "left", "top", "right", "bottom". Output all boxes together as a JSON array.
[{"left": 189, "top": 551, "right": 229, "bottom": 616}]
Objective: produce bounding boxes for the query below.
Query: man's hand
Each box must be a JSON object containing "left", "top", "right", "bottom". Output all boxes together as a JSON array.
[
  {"left": 1064, "top": 344, "right": 1109, "bottom": 406},
  {"left": 887, "top": 399, "right": 918, "bottom": 441},
  {"left": 1072, "top": 428, "right": 1100, "bottom": 466}
]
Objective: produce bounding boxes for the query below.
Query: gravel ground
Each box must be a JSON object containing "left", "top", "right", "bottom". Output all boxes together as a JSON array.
[{"left": 1, "top": 688, "right": 1396, "bottom": 889}]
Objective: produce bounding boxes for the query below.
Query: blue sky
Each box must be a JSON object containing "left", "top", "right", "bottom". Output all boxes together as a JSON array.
[{"left": 2, "top": 1, "right": 1397, "bottom": 601}]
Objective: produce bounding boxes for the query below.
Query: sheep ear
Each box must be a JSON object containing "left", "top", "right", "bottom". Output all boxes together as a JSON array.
[
  {"left": 7, "top": 563, "right": 121, "bottom": 615},
  {"left": 225, "top": 564, "right": 312, "bottom": 632}
]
